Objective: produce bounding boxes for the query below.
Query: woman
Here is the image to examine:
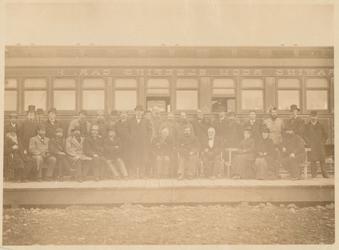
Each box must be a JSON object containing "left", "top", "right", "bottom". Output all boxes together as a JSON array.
[{"left": 231, "top": 127, "right": 255, "bottom": 179}]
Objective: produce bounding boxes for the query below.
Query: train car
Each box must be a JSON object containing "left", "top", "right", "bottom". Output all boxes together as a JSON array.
[{"left": 4, "top": 46, "right": 334, "bottom": 152}]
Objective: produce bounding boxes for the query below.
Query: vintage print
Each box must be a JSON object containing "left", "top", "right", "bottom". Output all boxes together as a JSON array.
[{"left": 1, "top": 0, "right": 335, "bottom": 246}]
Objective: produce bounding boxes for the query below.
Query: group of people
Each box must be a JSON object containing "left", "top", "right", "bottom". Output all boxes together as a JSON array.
[{"left": 4, "top": 104, "right": 330, "bottom": 182}]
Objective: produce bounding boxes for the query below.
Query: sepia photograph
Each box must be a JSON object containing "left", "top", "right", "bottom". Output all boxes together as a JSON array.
[{"left": 0, "top": 0, "right": 337, "bottom": 248}]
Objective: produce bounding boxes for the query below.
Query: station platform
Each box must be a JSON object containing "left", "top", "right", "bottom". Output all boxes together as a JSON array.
[{"left": 3, "top": 177, "right": 334, "bottom": 207}]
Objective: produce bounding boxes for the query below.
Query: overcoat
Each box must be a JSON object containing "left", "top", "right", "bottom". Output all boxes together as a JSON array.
[{"left": 304, "top": 121, "right": 327, "bottom": 162}]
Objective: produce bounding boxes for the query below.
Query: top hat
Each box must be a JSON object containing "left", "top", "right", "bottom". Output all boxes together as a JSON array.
[{"left": 290, "top": 104, "right": 300, "bottom": 111}]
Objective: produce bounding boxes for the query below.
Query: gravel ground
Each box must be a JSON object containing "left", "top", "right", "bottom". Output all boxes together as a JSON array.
[{"left": 3, "top": 203, "right": 335, "bottom": 245}]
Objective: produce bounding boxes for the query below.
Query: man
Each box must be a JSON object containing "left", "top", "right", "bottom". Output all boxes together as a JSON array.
[
  {"left": 151, "top": 127, "right": 175, "bottom": 178},
  {"left": 107, "top": 110, "right": 119, "bottom": 131},
  {"left": 19, "top": 105, "right": 39, "bottom": 160},
  {"left": 304, "top": 111, "right": 329, "bottom": 178},
  {"left": 243, "top": 111, "right": 263, "bottom": 144},
  {"left": 128, "top": 106, "right": 152, "bottom": 178},
  {"left": 92, "top": 110, "right": 108, "bottom": 138},
  {"left": 231, "top": 127, "right": 255, "bottom": 179},
  {"left": 65, "top": 127, "right": 92, "bottom": 182},
  {"left": 286, "top": 104, "right": 305, "bottom": 138},
  {"left": 83, "top": 124, "right": 107, "bottom": 181},
  {"left": 49, "top": 128, "right": 69, "bottom": 180},
  {"left": 4, "top": 127, "right": 25, "bottom": 182},
  {"left": 104, "top": 129, "right": 128, "bottom": 179},
  {"left": 280, "top": 125, "right": 306, "bottom": 180},
  {"left": 201, "top": 127, "right": 224, "bottom": 179},
  {"left": 177, "top": 126, "right": 200, "bottom": 180},
  {"left": 176, "top": 112, "right": 194, "bottom": 140},
  {"left": 45, "top": 108, "right": 62, "bottom": 139},
  {"left": 68, "top": 110, "right": 90, "bottom": 138},
  {"left": 115, "top": 111, "right": 132, "bottom": 168},
  {"left": 29, "top": 125, "right": 56, "bottom": 181},
  {"left": 264, "top": 107, "right": 284, "bottom": 146},
  {"left": 192, "top": 110, "right": 210, "bottom": 146},
  {"left": 254, "top": 127, "right": 277, "bottom": 180},
  {"left": 213, "top": 111, "right": 228, "bottom": 139},
  {"left": 150, "top": 106, "right": 163, "bottom": 140},
  {"left": 5, "top": 113, "right": 20, "bottom": 135},
  {"left": 225, "top": 112, "right": 243, "bottom": 148}
]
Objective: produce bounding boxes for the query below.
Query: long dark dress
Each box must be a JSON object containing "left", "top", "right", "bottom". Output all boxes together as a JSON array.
[{"left": 232, "top": 137, "right": 255, "bottom": 179}]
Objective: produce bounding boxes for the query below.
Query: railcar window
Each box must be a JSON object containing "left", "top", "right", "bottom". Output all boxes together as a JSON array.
[
  {"left": 212, "top": 78, "right": 236, "bottom": 112},
  {"left": 114, "top": 78, "right": 137, "bottom": 110},
  {"left": 4, "top": 79, "right": 17, "bottom": 111},
  {"left": 81, "top": 78, "right": 105, "bottom": 110},
  {"left": 176, "top": 78, "right": 198, "bottom": 110},
  {"left": 240, "top": 78, "right": 264, "bottom": 110},
  {"left": 305, "top": 78, "right": 329, "bottom": 110},
  {"left": 277, "top": 78, "right": 301, "bottom": 110},
  {"left": 146, "top": 78, "right": 170, "bottom": 111},
  {"left": 24, "top": 78, "right": 47, "bottom": 111},
  {"left": 53, "top": 78, "right": 76, "bottom": 111}
]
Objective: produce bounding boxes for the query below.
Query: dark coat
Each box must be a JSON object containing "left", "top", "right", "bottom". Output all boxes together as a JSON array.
[
  {"left": 151, "top": 136, "right": 175, "bottom": 157},
  {"left": 92, "top": 119, "right": 109, "bottom": 138},
  {"left": 4, "top": 122, "right": 20, "bottom": 135},
  {"left": 49, "top": 137, "right": 66, "bottom": 156},
  {"left": 201, "top": 137, "right": 223, "bottom": 161},
  {"left": 281, "top": 134, "right": 306, "bottom": 163},
  {"left": 128, "top": 118, "right": 152, "bottom": 151},
  {"left": 255, "top": 137, "right": 275, "bottom": 158},
  {"left": 225, "top": 120, "right": 243, "bottom": 148},
  {"left": 115, "top": 120, "right": 131, "bottom": 143},
  {"left": 177, "top": 134, "right": 200, "bottom": 158},
  {"left": 175, "top": 120, "right": 194, "bottom": 141},
  {"left": 286, "top": 116, "right": 305, "bottom": 138},
  {"left": 4, "top": 135, "right": 24, "bottom": 169},
  {"left": 83, "top": 136, "right": 104, "bottom": 157},
  {"left": 304, "top": 121, "right": 327, "bottom": 161},
  {"left": 192, "top": 119, "right": 210, "bottom": 145},
  {"left": 18, "top": 119, "right": 39, "bottom": 151},
  {"left": 243, "top": 119, "right": 263, "bottom": 143},
  {"left": 45, "top": 119, "right": 62, "bottom": 139},
  {"left": 213, "top": 118, "right": 228, "bottom": 139},
  {"left": 159, "top": 120, "right": 178, "bottom": 142},
  {"left": 103, "top": 137, "right": 123, "bottom": 160}
]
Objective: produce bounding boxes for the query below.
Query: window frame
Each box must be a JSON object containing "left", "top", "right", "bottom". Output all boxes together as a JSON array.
[
  {"left": 175, "top": 77, "right": 200, "bottom": 111},
  {"left": 113, "top": 77, "right": 138, "bottom": 111},
  {"left": 239, "top": 77, "right": 265, "bottom": 112},
  {"left": 52, "top": 77, "right": 77, "bottom": 113},
  {"left": 276, "top": 77, "right": 302, "bottom": 112},
  {"left": 4, "top": 78, "right": 19, "bottom": 112},
  {"left": 23, "top": 77, "right": 48, "bottom": 112},
  {"left": 80, "top": 77, "right": 107, "bottom": 112},
  {"left": 304, "top": 77, "right": 330, "bottom": 112}
]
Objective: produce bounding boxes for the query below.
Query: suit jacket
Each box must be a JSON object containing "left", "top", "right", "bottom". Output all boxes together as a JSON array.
[
  {"left": 286, "top": 116, "right": 305, "bottom": 138},
  {"left": 103, "top": 137, "right": 123, "bottom": 160},
  {"left": 243, "top": 119, "right": 263, "bottom": 143},
  {"left": 128, "top": 118, "right": 152, "bottom": 150},
  {"left": 225, "top": 120, "right": 243, "bottom": 148},
  {"left": 4, "top": 122, "right": 20, "bottom": 135},
  {"left": 255, "top": 137, "right": 275, "bottom": 158},
  {"left": 213, "top": 118, "right": 228, "bottom": 139},
  {"left": 192, "top": 119, "right": 210, "bottom": 144},
  {"left": 304, "top": 121, "right": 327, "bottom": 161},
  {"left": 264, "top": 118, "right": 284, "bottom": 145},
  {"left": 281, "top": 134, "right": 306, "bottom": 163},
  {"left": 65, "top": 136, "right": 85, "bottom": 159},
  {"left": 49, "top": 137, "right": 66, "bottom": 156},
  {"left": 151, "top": 135, "right": 175, "bottom": 157},
  {"left": 178, "top": 135, "right": 200, "bottom": 158},
  {"left": 19, "top": 119, "right": 39, "bottom": 151},
  {"left": 45, "top": 119, "right": 62, "bottom": 139},
  {"left": 29, "top": 135, "right": 50, "bottom": 156},
  {"left": 83, "top": 136, "right": 104, "bottom": 157},
  {"left": 201, "top": 137, "right": 223, "bottom": 160}
]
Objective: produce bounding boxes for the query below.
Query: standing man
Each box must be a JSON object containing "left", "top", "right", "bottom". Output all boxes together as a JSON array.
[
  {"left": 18, "top": 105, "right": 39, "bottom": 179},
  {"left": 264, "top": 107, "right": 284, "bottom": 146},
  {"left": 225, "top": 112, "right": 243, "bottom": 149},
  {"left": 45, "top": 108, "right": 62, "bottom": 139},
  {"left": 92, "top": 110, "right": 109, "bottom": 138},
  {"left": 304, "top": 111, "right": 329, "bottom": 178},
  {"left": 192, "top": 110, "right": 210, "bottom": 146},
  {"left": 68, "top": 110, "right": 90, "bottom": 138},
  {"left": 243, "top": 111, "right": 263, "bottom": 144},
  {"left": 115, "top": 111, "right": 132, "bottom": 169},
  {"left": 29, "top": 125, "right": 56, "bottom": 181},
  {"left": 286, "top": 104, "right": 305, "bottom": 138},
  {"left": 128, "top": 106, "right": 152, "bottom": 178}
]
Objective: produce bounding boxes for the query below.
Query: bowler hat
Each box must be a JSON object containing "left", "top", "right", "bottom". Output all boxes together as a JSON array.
[{"left": 290, "top": 104, "right": 300, "bottom": 111}]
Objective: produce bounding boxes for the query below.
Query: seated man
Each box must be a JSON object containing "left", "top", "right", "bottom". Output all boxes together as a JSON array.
[
  {"left": 254, "top": 127, "right": 277, "bottom": 180},
  {"left": 49, "top": 128, "right": 70, "bottom": 180},
  {"left": 151, "top": 127, "right": 175, "bottom": 178},
  {"left": 65, "top": 127, "right": 92, "bottom": 182},
  {"left": 83, "top": 124, "right": 107, "bottom": 181},
  {"left": 103, "top": 129, "right": 128, "bottom": 179},
  {"left": 29, "top": 125, "right": 56, "bottom": 181},
  {"left": 4, "top": 127, "right": 26, "bottom": 182},
  {"left": 201, "top": 127, "right": 224, "bottom": 179},
  {"left": 280, "top": 125, "right": 306, "bottom": 180},
  {"left": 231, "top": 127, "right": 255, "bottom": 179},
  {"left": 177, "top": 126, "right": 200, "bottom": 180}
]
